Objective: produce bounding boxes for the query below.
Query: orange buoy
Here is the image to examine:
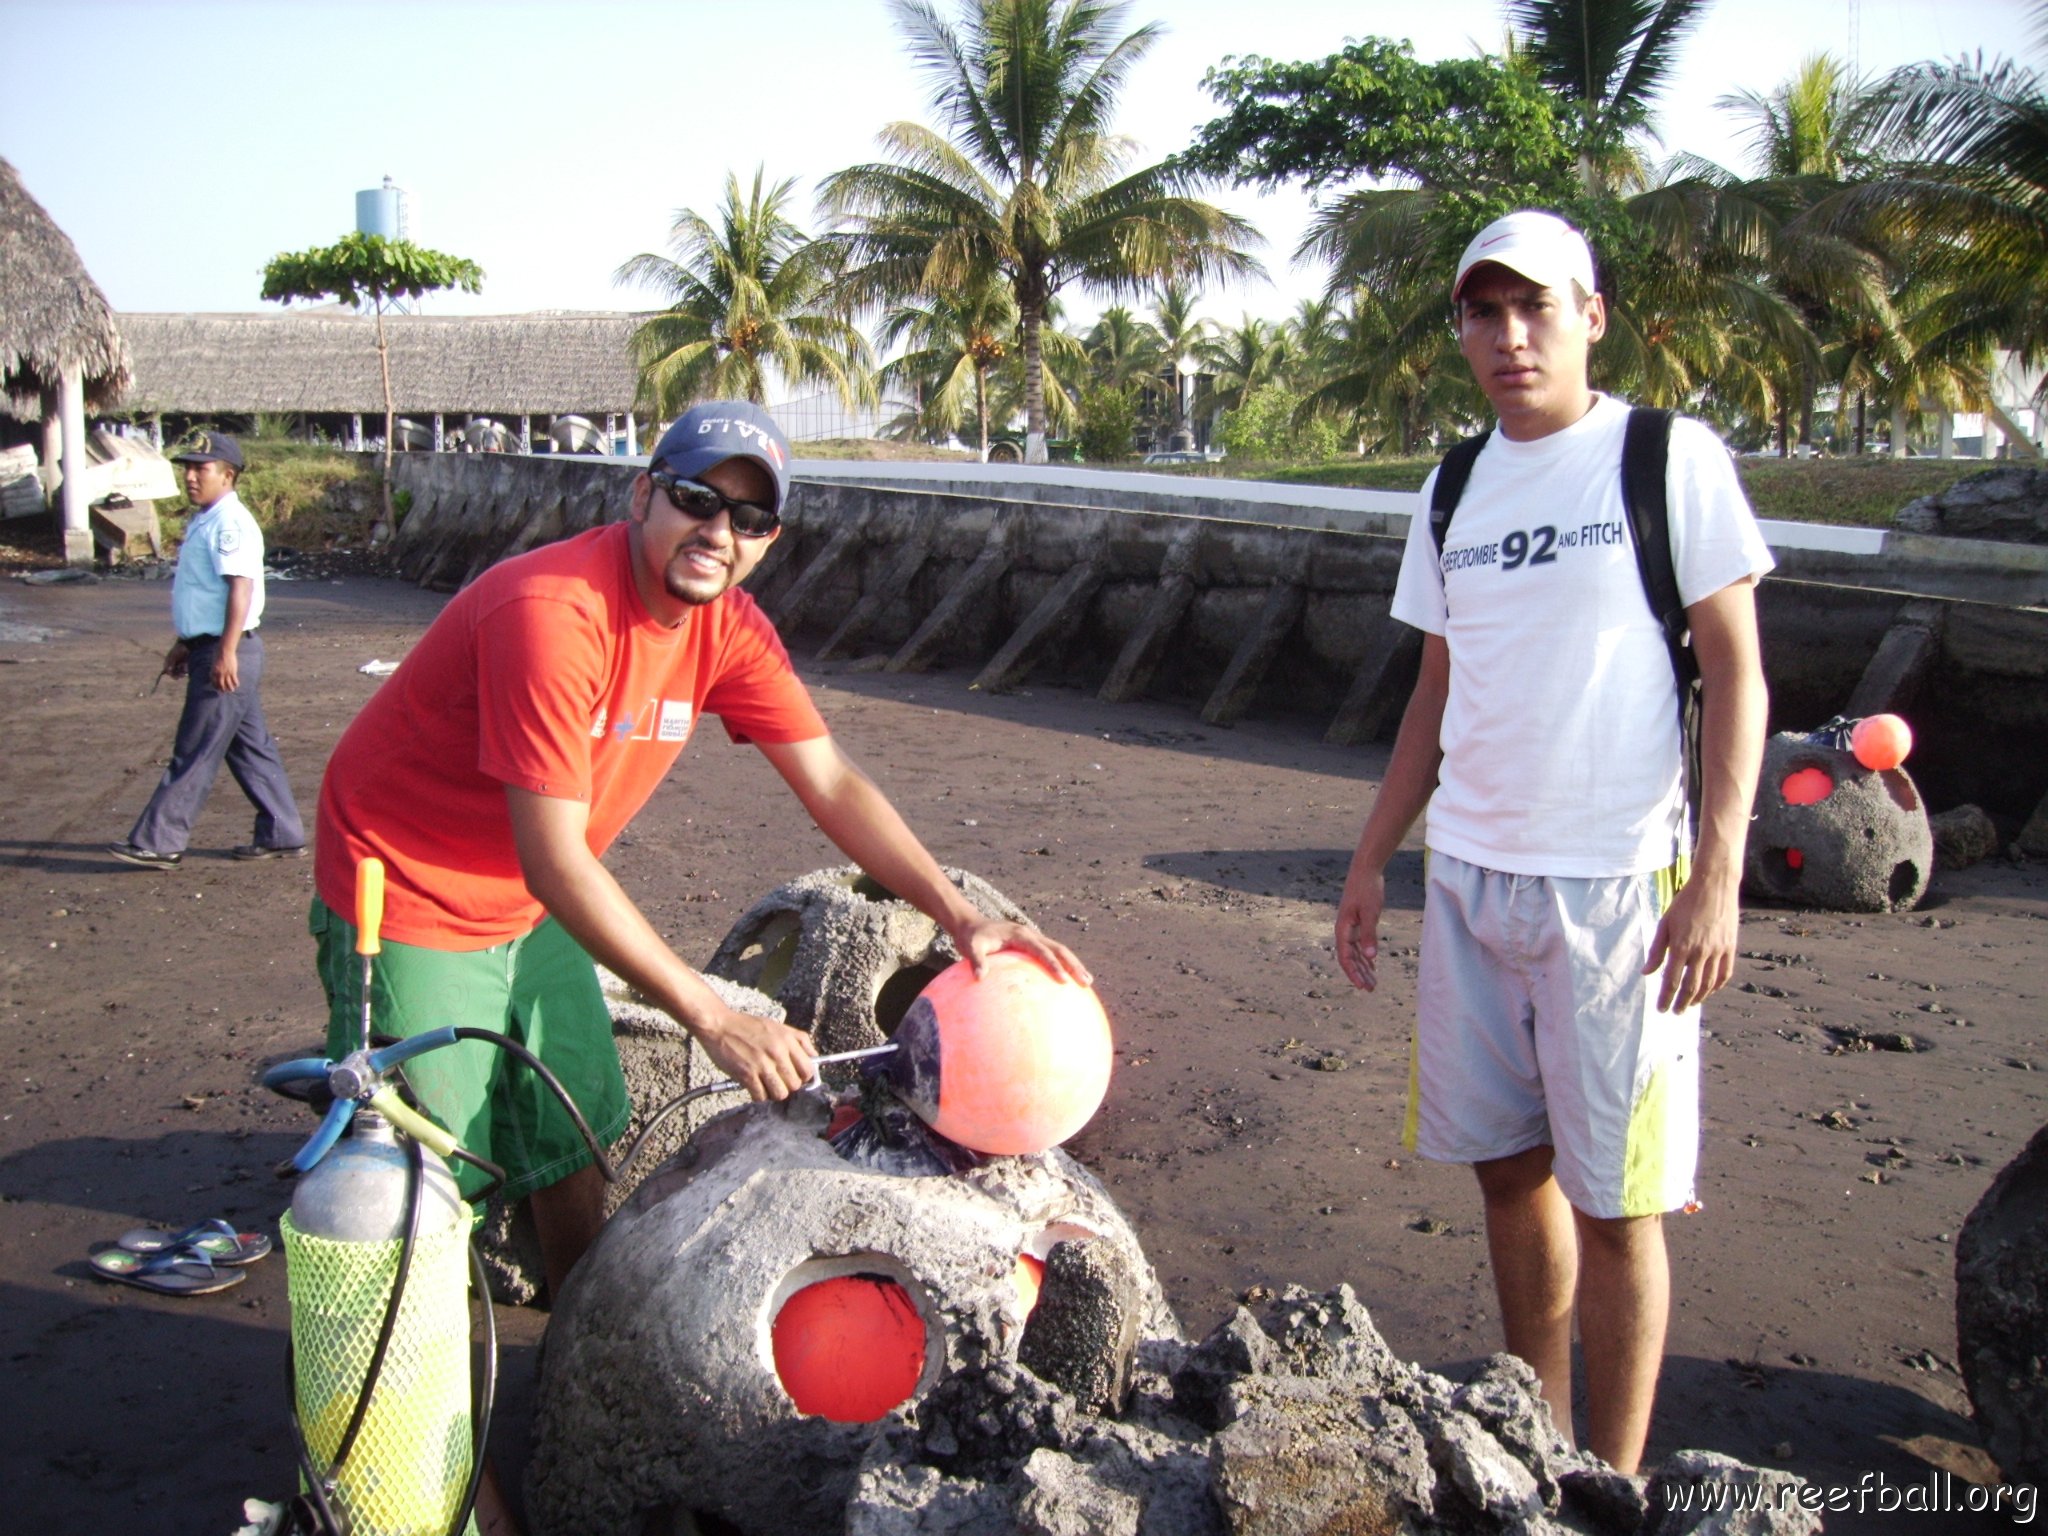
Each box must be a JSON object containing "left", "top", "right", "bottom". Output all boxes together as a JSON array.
[
  {"left": 771, "top": 1275, "right": 925, "bottom": 1422},
  {"left": 1781, "top": 766, "right": 1834, "bottom": 806},
  {"left": 1013, "top": 1253, "right": 1046, "bottom": 1316},
  {"left": 880, "top": 952, "right": 1113, "bottom": 1155},
  {"left": 1851, "top": 713, "right": 1913, "bottom": 772}
]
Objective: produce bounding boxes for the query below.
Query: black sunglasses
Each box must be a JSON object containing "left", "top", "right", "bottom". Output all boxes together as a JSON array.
[{"left": 648, "top": 471, "right": 781, "bottom": 538}]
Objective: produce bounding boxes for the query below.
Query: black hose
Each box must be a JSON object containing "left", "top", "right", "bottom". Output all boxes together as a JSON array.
[
  {"left": 450, "top": 1027, "right": 619, "bottom": 1179},
  {"left": 449, "top": 1024, "right": 751, "bottom": 1184},
  {"left": 283, "top": 1350, "right": 345, "bottom": 1536},
  {"left": 606, "top": 1081, "right": 746, "bottom": 1180},
  {"left": 448, "top": 1238, "right": 498, "bottom": 1536},
  {"left": 449, "top": 1144, "right": 507, "bottom": 1203}
]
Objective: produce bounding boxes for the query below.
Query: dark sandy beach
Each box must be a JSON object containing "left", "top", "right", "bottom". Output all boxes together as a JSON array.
[{"left": 0, "top": 571, "right": 2040, "bottom": 1533}]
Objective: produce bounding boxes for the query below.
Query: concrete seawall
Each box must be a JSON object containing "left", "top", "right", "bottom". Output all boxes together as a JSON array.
[{"left": 389, "top": 453, "right": 2048, "bottom": 835}]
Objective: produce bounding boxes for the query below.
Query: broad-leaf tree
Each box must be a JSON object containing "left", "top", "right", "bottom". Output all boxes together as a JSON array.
[
  {"left": 821, "top": 0, "right": 1262, "bottom": 463},
  {"left": 616, "top": 167, "right": 872, "bottom": 420},
  {"left": 261, "top": 231, "right": 482, "bottom": 524}
]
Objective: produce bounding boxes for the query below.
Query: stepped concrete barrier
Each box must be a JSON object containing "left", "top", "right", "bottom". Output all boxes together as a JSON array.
[{"left": 390, "top": 454, "right": 2048, "bottom": 834}]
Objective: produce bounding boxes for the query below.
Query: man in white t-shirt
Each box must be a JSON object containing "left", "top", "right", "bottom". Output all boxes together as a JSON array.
[{"left": 1334, "top": 211, "right": 1772, "bottom": 1473}]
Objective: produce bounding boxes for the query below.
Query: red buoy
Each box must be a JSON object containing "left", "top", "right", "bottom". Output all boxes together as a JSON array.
[
  {"left": 1013, "top": 1254, "right": 1046, "bottom": 1316},
  {"left": 881, "top": 952, "right": 1113, "bottom": 1155},
  {"left": 771, "top": 1275, "right": 925, "bottom": 1421}
]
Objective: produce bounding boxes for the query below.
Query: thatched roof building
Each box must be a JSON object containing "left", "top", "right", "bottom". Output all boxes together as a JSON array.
[
  {"left": 118, "top": 311, "right": 645, "bottom": 417},
  {"left": 0, "top": 157, "right": 130, "bottom": 416}
]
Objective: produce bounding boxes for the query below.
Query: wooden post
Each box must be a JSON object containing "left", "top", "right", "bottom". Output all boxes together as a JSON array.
[{"left": 59, "top": 365, "right": 91, "bottom": 566}]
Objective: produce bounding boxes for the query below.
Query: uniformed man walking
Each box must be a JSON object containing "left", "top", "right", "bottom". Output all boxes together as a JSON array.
[{"left": 111, "top": 431, "right": 306, "bottom": 868}]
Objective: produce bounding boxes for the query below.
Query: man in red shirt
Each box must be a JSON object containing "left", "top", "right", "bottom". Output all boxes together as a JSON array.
[{"left": 314, "top": 401, "right": 1089, "bottom": 1301}]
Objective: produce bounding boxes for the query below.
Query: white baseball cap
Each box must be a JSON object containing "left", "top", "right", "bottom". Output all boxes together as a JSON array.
[{"left": 1452, "top": 210, "right": 1597, "bottom": 302}]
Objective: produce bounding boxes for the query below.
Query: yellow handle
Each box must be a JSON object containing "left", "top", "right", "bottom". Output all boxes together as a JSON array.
[
  {"left": 355, "top": 858, "right": 385, "bottom": 957},
  {"left": 369, "top": 1087, "right": 461, "bottom": 1160}
]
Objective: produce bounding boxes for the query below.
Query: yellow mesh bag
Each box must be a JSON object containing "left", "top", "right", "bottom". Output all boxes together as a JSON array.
[{"left": 282, "top": 1211, "right": 476, "bottom": 1536}]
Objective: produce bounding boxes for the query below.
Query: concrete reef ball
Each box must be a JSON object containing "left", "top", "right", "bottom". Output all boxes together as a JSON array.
[
  {"left": 1744, "top": 732, "right": 1932, "bottom": 912},
  {"left": 523, "top": 1093, "right": 1173, "bottom": 1536},
  {"left": 1956, "top": 1121, "right": 2048, "bottom": 1490},
  {"left": 706, "top": 864, "right": 1028, "bottom": 1059}
]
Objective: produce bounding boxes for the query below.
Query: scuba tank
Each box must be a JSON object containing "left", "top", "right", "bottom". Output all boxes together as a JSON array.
[
  {"left": 282, "top": 1111, "right": 474, "bottom": 1536},
  {"left": 272, "top": 857, "right": 478, "bottom": 1536}
]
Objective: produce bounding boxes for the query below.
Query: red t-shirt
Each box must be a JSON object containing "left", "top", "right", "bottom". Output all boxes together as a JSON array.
[{"left": 316, "top": 523, "right": 827, "bottom": 947}]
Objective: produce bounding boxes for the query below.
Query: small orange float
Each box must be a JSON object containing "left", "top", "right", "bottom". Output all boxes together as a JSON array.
[{"left": 1851, "top": 713, "right": 1913, "bottom": 772}]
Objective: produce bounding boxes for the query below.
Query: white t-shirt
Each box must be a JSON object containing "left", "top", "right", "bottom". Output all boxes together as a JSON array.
[
  {"left": 1391, "top": 395, "right": 1774, "bottom": 877},
  {"left": 170, "top": 489, "right": 266, "bottom": 639}
]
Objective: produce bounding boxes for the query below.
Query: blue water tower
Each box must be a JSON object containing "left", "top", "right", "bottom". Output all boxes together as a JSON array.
[{"left": 355, "top": 176, "right": 408, "bottom": 240}]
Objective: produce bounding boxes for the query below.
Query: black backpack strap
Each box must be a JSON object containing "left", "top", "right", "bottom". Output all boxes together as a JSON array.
[
  {"left": 1620, "top": 406, "right": 1703, "bottom": 836},
  {"left": 1429, "top": 429, "right": 1492, "bottom": 551}
]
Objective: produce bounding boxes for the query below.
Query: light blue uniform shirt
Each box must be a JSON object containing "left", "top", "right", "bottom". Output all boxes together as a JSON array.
[{"left": 171, "top": 489, "right": 266, "bottom": 639}]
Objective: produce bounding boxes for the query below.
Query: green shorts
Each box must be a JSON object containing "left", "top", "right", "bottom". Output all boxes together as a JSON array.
[{"left": 310, "top": 898, "right": 630, "bottom": 1204}]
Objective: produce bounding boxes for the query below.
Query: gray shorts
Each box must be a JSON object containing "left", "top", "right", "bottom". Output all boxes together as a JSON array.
[{"left": 1407, "top": 851, "right": 1699, "bottom": 1219}]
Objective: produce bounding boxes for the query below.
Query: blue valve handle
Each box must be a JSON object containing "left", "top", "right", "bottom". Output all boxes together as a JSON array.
[
  {"left": 269, "top": 1029, "right": 463, "bottom": 1172},
  {"left": 261, "top": 1055, "right": 334, "bottom": 1089},
  {"left": 293, "top": 1096, "right": 360, "bottom": 1173},
  {"left": 369, "top": 1027, "right": 459, "bottom": 1072}
]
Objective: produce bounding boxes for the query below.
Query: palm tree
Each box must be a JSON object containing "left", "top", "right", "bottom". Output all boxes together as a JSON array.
[
  {"left": 616, "top": 167, "right": 872, "bottom": 418},
  {"left": 1299, "top": 282, "right": 1477, "bottom": 453},
  {"left": 1719, "top": 53, "right": 1884, "bottom": 183},
  {"left": 1194, "top": 314, "right": 1288, "bottom": 418},
  {"left": 1082, "top": 305, "right": 1165, "bottom": 394},
  {"left": 1150, "top": 279, "right": 1210, "bottom": 449},
  {"left": 1854, "top": 40, "right": 2048, "bottom": 413},
  {"left": 1283, "top": 296, "right": 1344, "bottom": 392},
  {"left": 1506, "top": 0, "right": 1714, "bottom": 191},
  {"left": 876, "top": 279, "right": 1020, "bottom": 459},
  {"left": 820, "top": 0, "right": 1262, "bottom": 463}
]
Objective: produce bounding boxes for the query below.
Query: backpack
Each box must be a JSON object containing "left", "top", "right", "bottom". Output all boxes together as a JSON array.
[{"left": 1427, "top": 406, "right": 1703, "bottom": 832}]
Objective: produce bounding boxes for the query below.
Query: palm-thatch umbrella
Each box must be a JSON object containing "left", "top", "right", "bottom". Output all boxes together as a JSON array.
[{"left": 1, "top": 156, "right": 131, "bottom": 563}]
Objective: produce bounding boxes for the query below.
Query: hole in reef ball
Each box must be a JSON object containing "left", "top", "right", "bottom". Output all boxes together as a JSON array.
[
  {"left": 1780, "top": 766, "right": 1834, "bottom": 806},
  {"left": 772, "top": 1274, "right": 926, "bottom": 1422}
]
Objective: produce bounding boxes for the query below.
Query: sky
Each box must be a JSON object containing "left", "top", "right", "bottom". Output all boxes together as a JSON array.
[{"left": 2, "top": 0, "right": 2034, "bottom": 338}]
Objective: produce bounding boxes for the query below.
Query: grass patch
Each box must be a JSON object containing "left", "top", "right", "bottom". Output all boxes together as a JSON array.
[
  {"left": 1129, "top": 452, "right": 2000, "bottom": 527},
  {"left": 795, "top": 437, "right": 977, "bottom": 463},
  {"left": 159, "top": 440, "right": 383, "bottom": 551}
]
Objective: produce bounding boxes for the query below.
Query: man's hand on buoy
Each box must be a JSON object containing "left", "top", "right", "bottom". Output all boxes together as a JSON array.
[
  {"left": 956, "top": 917, "right": 1093, "bottom": 986},
  {"left": 697, "top": 1006, "right": 817, "bottom": 1100}
]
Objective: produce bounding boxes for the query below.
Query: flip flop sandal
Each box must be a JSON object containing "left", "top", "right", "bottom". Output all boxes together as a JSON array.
[
  {"left": 116, "top": 1218, "right": 272, "bottom": 1267},
  {"left": 90, "top": 1247, "right": 247, "bottom": 1296}
]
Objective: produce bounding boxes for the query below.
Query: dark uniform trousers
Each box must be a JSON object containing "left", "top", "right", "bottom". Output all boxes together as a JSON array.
[{"left": 126, "top": 631, "right": 305, "bottom": 854}]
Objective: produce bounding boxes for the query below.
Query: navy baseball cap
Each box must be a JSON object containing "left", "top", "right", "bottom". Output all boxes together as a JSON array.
[
  {"left": 170, "top": 430, "right": 245, "bottom": 470},
  {"left": 649, "top": 402, "right": 791, "bottom": 513}
]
